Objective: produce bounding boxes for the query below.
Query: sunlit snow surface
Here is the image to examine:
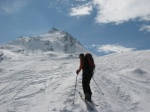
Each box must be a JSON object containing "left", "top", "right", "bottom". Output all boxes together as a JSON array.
[{"left": 0, "top": 49, "right": 150, "bottom": 112}]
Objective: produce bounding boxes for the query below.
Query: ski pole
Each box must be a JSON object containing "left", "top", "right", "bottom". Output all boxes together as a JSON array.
[
  {"left": 92, "top": 78, "right": 104, "bottom": 95},
  {"left": 73, "top": 75, "right": 78, "bottom": 105}
]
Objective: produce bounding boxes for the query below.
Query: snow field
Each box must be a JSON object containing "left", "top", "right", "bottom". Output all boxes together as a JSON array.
[{"left": 0, "top": 50, "right": 150, "bottom": 112}]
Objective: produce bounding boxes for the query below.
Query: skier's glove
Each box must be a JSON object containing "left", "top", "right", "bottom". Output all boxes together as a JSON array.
[{"left": 76, "top": 70, "right": 79, "bottom": 75}]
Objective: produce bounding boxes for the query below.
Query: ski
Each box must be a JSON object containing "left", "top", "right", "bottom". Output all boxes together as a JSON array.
[
  {"left": 79, "top": 92, "right": 94, "bottom": 110},
  {"left": 90, "top": 100, "right": 99, "bottom": 106},
  {"left": 79, "top": 92, "right": 99, "bottom": 106}
]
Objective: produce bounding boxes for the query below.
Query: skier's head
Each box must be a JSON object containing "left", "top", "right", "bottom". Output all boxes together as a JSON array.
[{"left": 79, "top": 53, "right": 84, "bottom": 59}]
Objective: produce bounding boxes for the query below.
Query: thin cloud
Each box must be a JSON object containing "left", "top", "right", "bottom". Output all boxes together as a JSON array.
[
  {"left": 140, "top": 25, "right": 150, "bottom": 32},
  {"left": 69, "top": 5, "right": 92, "bottom": 16},
  {"left": 0, "top": 0, "right": 30, "bottom": 14},
  {"left": 75, "top": 0, "right": 86, "bottom": 1},
  {"left": 93, "top": 44, "right": 135, "bottom": 53}
]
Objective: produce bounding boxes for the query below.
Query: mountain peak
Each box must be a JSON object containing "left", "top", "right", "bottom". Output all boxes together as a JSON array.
[{"left": 48, "top": 28, "right": 59, "bottom": 33}]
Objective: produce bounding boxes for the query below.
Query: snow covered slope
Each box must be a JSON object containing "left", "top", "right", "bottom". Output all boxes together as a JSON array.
[{"left": 0, "top": 49, "right": 150, "bottom": 112}]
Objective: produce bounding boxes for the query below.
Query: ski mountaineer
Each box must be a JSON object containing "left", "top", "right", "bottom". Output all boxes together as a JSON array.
[{"left": 76, "top": 53, "right": 95, "bottom": 102}]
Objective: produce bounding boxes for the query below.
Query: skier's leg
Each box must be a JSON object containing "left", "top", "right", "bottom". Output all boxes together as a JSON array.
[
  {"left": 82, "top": 73, "right": 87, "bottom": 95},
  {"left": 82, "top": 73, "right": 92, "bottom": 101}
]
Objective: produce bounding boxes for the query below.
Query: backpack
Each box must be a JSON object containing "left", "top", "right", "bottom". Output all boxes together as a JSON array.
[{"left": 84, "top": 53, "right": 95, "bottom": 71}]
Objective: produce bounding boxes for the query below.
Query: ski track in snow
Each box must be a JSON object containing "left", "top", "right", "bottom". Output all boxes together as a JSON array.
[{"left": 0, "top": 50, "right": 150, "bottom": 112}]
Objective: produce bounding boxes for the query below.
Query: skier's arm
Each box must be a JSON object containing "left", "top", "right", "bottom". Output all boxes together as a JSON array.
[{"left": 76, "top": 60, "right": 83, "bottom": 74}]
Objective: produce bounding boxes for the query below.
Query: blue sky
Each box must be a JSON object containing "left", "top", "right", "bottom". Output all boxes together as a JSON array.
[{"left": 0, "top": 0, "right": 150, "bottom": 55}]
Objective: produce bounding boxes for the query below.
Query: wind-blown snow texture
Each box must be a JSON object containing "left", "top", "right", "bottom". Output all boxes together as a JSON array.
[{"left": 0, "top": 29, "right": 150, "bottom": 112}]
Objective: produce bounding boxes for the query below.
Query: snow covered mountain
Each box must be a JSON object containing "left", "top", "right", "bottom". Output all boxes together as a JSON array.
[
  {"left": 0, "top": 28, "right": 88, "bottom": 61},
  {"left": 7, "top": 28, "right": 86, "bottom": 53}
]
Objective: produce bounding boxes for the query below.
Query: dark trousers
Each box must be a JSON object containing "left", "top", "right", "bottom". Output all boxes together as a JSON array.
[{"left": 82, "top": 71, "right": 93, "bottom": 96}]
